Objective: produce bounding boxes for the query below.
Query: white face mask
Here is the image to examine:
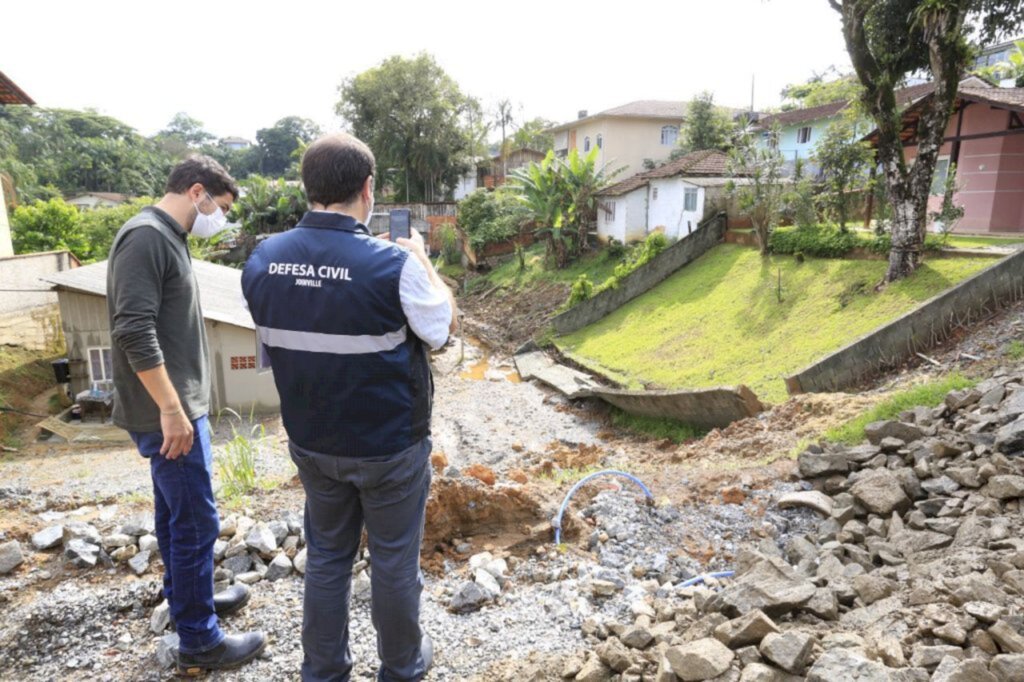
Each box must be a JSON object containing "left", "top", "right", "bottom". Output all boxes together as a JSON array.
[
  {"left": 365, "top": 195, "right": 375, "bottom": 227},
  {"left": 192, "top": 192, "right": 229, "bottom": 238}
]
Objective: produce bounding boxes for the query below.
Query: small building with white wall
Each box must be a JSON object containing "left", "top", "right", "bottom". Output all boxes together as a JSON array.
[
  {"left": 0, "top": 250, "right": 79, "bottom": 350},
  {"left": 596, "top": 149, "right": 740, "bottom": 243},
  {"left": 43, "top": 259, "right": 281, "bottom": 415},
  {"left": 66, "top": 192, "right": 130, "bottom": 211}
]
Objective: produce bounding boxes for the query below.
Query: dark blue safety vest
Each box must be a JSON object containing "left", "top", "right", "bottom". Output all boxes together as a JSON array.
[{"left": 241, "top": 211, "right": 432, "bottom": 458}]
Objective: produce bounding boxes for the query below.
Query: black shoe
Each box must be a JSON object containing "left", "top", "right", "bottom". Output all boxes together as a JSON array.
[
  {"left": 213, "top": 584, "right": 251, "bottom": 616},
  {"left": 421, "top": 631, "right": 433, "bottom": 672},
  {"left": 168, "top": 584, "right": 251, "bottom": 631},
  {"left": 177, "top": 631, "right": 266, "bottom": 676}
]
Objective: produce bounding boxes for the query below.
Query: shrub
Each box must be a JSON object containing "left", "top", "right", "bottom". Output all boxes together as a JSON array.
[
  {"left": 438, "top": 223, "right": 460, "bottom": 266},
  {"left": 456, "top": 188, "right": 528, "bottom": 251},
  {"left": 567, "top": 274, "right": 594, "bottom": 306},
  {"left": 769, "top": 225, "right": 860, "bottom": 258},
  {"left": 612, "top": 232, "right": 668, "bottom": 280},
  {"left": 606, "top": 237, "right": 626, "bottom": 259}
]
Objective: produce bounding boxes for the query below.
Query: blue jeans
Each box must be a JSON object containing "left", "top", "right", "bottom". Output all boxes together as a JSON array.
[
  {"left": 130, "top": 414, "right": 224, "bottom": 655},
  {"left": 290, "top": 436, "right": 432, "bottom": 682}
]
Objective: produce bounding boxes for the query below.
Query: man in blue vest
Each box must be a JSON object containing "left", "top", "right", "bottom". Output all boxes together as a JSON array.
[{"left": 242, "top": 133, "right": 455, "bottom": 682}]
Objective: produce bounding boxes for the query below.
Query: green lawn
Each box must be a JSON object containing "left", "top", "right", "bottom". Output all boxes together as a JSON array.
[
  {"left": 943, "top": 234, "right": 1024, "bottom": 250},
  {"left": 557, "top": 244, "right": 995, "bottom": 402}
]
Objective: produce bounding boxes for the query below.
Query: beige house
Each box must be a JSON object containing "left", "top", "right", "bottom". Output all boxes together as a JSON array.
[
  {"left": 549, "top": 101, "right": 689, "bottom": 178},
  {"left": 43, "top": 260, "right": 281, "bottom": 415},
  {"left": 0, "top": 251, "right": 78, "bottom": 350}
]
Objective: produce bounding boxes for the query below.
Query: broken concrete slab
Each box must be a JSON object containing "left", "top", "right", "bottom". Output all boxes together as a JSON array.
[
  {"left": 777, "top": 491, "right": 834, "bottom": 517},
  {"left": 513, "top": 351, "right": 599, "bottom": 399}
]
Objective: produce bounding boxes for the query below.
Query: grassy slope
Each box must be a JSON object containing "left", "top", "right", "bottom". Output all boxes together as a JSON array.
[
  {"left": 558, "top": 244, "right": 995, "bottom": 402},
  {"left": 470, "top": 243, "right": 621, "bottom": 292}
]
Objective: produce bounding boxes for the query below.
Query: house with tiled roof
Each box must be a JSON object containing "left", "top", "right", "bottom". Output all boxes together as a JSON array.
[
  {"left": 547, "top": 101, "right": 691, "bottom": 178},
  {"left": 756, "top": 77, "right": 990, "bottom": 174},
  {"left": 864, "top": 86, "right": 1024, "bottom": 234},
  {"left": 595, "top": 150, "right": 747, "bottom": 243}
]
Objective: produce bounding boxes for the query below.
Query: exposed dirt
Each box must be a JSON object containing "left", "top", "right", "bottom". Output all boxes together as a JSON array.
[{"left": 460, "top": 280, "right": 569, "bottom": 354}]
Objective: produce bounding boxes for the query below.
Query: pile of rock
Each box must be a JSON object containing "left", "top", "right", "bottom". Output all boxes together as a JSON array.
[
  {"left": 564, "top": 370, "right": 1024, "bottom": 681},
  {"left": 448, "top": 550, "right": 512, "bottom": 613},
  {"left": 18, "top": 510, "right": 310, "bottom": 591}
]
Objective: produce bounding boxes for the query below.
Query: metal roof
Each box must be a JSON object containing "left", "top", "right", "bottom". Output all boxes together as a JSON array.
[
  {"left": 0, "top": 70, "right": 35, "bottom": 105},
  {"left": 41, "top": 259, "right": 255, "bottom": 331}
]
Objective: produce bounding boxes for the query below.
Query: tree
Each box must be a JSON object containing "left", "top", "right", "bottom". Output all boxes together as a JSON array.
[
  {"left": 255, "top": 116, "right": 321, "bottom": 177},
  {"left": 728, "top": 127, "right": 787, "bottom": 255},
  {"left": 813, "top": 111, "right": 874, "bottom": 231},
  {"left": 510, "top": 117, "right": 556, "bottom": 152},
  {"left": 831, "top": 0, "right": 1023, "bottom": 282},
  {"left": 674, "top": 92, "right": 735, "bottom": 157},
  {"left": 157, "top": 112, "right": 213, "bottom": 151},
  {"left": 495, "top": 99, "right": 515, "bottom": 178},
  {"left": 509, "top": 148, "right": 617, "bottom": 268},
  {"left": 780, "top": 67, "right": 863, "bottom": 109},
  {"left": 337, "top": 53, "right": 480, "bottom": 202},
  {"left": 11, "top": 198, "right": 88, "bottom": 258}
]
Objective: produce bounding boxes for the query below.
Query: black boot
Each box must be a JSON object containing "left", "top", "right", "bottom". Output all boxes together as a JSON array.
[
  {"left": 177, "top": 631, "right": 266, "bottom": 676},
  {"left": 168, "top": 584, "right": 251, "bottom": 631}
]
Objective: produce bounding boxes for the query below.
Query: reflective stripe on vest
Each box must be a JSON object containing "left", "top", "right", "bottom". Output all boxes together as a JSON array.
[{"left": 257, "top": 324, "right": 408, "bottom": 355}]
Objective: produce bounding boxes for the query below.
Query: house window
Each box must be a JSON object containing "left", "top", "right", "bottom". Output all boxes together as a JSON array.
[
  {"left": 931, "top": 156, "right": 951, "bottom": 195},
  {"left": 661, "top": 125, "right": 679, "bottom": 146},
  {"left": 584, "top": 136, "right": 591, "bottom": 152},
  {"left": 684, "top": 187, "right": 698, "bottom": 212},
  {"left": 797, "top": 126, "right": 812, "bottom": 144},
  {"left": 601, "top": 201, "right": 616, "bottom": 220},
  {"left": 1010, "top": 112, "right": 1023, "bottom": 130},
  {"left": 88, "top": 347, "right": 113, "bottom": 383},
  {"left": 652, "top": 187, "right": 659, "bottom": 200},
  {"left": 596, "top": 134, "right": 603, "bottom": 149},
  {"left": 230, "top": 355, "right": 257, "bottom": 370}
]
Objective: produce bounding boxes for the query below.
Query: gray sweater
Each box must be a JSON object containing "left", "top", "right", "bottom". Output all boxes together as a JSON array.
[{"left": 106, "top": 207, "right": 210, "bottom": 432}]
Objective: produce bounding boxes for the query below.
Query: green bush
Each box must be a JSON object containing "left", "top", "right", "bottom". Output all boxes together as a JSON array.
[
  {"left": 456, "top": 188, "right": 528, "bottom": 251},
  {"left": 567, "top": 274, "right": 594, "bottom": 306},
  {"left": 438, "top": 223, "right": 460, "bottom": 266},
  {"left": 769, "top": 225, "right": 861, "bottom": 258},
  {"left": 11, "top": 198, "right": 88, "bottom": 259},
  {"left": 866, "top": 232, "right": 947, "bottom": 255},
  {"left": 606, "top": 237, "right": 626, "bottom": 259},
  {"left": 611, "top": 232, "right": 668, "bottom": 280}
]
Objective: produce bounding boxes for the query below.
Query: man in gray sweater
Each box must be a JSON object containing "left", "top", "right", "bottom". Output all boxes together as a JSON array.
[{"left": 107, "top": 156, "right": 265, "bottom": 675}]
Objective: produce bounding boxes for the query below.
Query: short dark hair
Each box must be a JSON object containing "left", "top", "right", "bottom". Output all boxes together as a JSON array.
[
  {"left": 301, "top": 133, "right": 376, "bottom": 206},
  {"left": 166, "top": 155, "right": 239, "bottom": 200}
]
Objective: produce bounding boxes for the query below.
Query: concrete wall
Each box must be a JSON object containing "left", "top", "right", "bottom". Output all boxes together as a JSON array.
[
  {"left": 551, "top": 212, "right": 727, "bottom": 334},
  {"left": 592, "top": 384, "right": 763, "bottom": 430},
  {"left": 0, "top": 251, "right": 77, "bottom": 349},
  {"left": 785, "top": 247, "right": 1024, "bottom": 394}
]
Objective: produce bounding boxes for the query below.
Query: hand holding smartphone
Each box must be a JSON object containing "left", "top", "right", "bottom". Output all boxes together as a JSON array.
[{"left": 389, "top": 209, "right": 411, "bottom": 241}]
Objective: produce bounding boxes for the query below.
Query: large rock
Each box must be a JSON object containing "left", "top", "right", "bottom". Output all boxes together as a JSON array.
[
  {"left": 0, "top": 540, "right": 24, "bottom": 574},
  {"left": 909, "top": 644, "right": 963, "bottom": 669},
  {"left": 806, "top": 649, "right": 892, "bottom": 681},
  {"left": 852, "top": 574, "right": 897, "bottom": 606},
  {"left": 865, "top": 421, "right": 924, "bottom": 445},
  {"left": 620, "top": 624, "right": 653, "bottom": 650},
  {"left": 595, "top": 637, "right": 632, "bottom": 673},
  {"left": 31, "top": 525, "right": 64, "bottom": 550},
  {"left": 990, "top": 654, "right": 1024, "bottom": 681},
  {"left": 293, "top": 548, "right": 307, "bottom": 575},
  {"left": 984, "top": 475, "right": 1024, "bottom": 500},
  {"left": 665, "top": 638, "right": 734, "bottom": 681},
  {"left": 998, "top": 391, "right": 1024, "bottom": 423},
  {"left": 245, "top": 523, "right": 278, "bottom": 556},
  {"left": 264, "top": 553, "right": 292, "bottom": 581},
  {"left": 120, "top": 512, "right": 156, "bottom": 537},
  {"left": 759, "top": 631, "right": 814, "bottom": 674},
  {"left": 128, "top": 550, "right": 151, "bottom": 576},
  {"left": 930, "top": 658, "right": 997, "bottom": 682},
  {"left": 710, "top": 556, "right": 816, "bottom": 618},
  {"left": 713, "top": 609, "right": 779, "bottom": 648},
  {"left": 150, "top": 602, "right": 170, "bottom": 634},
  {"left": 64, "top": 538, "right": 100, "bottom": 568},
  {"left": 995, "top": 417, "right": 1024, "bottom": 454},
  {"left": 63, "top": 521, "right": 101, "bottom": 546},
  {"left": 989, "top": 620, "right": 1024, "bottom": 654},
  {"left": 850, "top": 470, "right": 911, "bottom": 515},
  {"left": 945, "top": 389, "right": 982, "bottom": 411},
  {"left": 798, "top": 451, "right": 849, "bottom": 478},
  {"left": 574, "top": 656, "right": 613, "bottom": 682},
  {"left": 449, "top": 580, "right": 490, "bottom": 613}
]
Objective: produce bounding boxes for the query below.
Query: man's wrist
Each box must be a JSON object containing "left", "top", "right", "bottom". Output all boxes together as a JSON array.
[{"left": 160, "top": 404, "right": 183, "bottom": 416}]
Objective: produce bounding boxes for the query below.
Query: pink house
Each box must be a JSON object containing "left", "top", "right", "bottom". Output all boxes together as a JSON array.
[{"left": 877, "top": 87, "right": 1024, "bottom": 234}]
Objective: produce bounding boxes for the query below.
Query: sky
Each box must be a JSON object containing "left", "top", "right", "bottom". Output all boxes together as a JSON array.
[{"left": 0, "top": 1, "right": 854, "bottom": 142}]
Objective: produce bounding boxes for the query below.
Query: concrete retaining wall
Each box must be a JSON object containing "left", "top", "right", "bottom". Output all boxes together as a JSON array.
[
  {"left": 591, "top": 385, "right": 764, "bottom": 430},
  {"left": 551, "top": 212, "right": 727, "bottom": 335},
  {"left": 786, "top": 247, "right": 1024, "bottom": 394}
]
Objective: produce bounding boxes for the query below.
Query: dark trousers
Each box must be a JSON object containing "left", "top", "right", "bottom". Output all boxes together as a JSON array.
[
  {"left": 290, "top": 436, "right": 432, "bottom": 682},
  {"left": 130, "top": 415, "right": 224, "bottom": 655}
]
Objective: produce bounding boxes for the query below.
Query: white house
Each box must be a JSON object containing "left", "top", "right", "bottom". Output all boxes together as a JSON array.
[{"left": 596, "top": 149, "right": 737, "bottom": 243}]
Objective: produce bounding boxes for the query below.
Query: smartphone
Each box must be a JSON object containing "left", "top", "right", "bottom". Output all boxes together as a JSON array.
[{"left": 389, "top": 209, "right": 411, "bottom": 241}]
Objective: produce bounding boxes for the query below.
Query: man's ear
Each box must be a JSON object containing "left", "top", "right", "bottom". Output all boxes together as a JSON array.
[
  {"left": 188, "top": 183, "right": 204, "bottom": 201},
  {"left": 363, "top": 176, "right": 374, "bottom": 202}
]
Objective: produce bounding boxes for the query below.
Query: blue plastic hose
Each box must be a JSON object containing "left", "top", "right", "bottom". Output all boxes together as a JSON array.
[
  {"left": 678, "top": 570, "right": 736, "bottom": 588},
  {"left": 552, "top": 469, "right": 655, "bottom": 545}
]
